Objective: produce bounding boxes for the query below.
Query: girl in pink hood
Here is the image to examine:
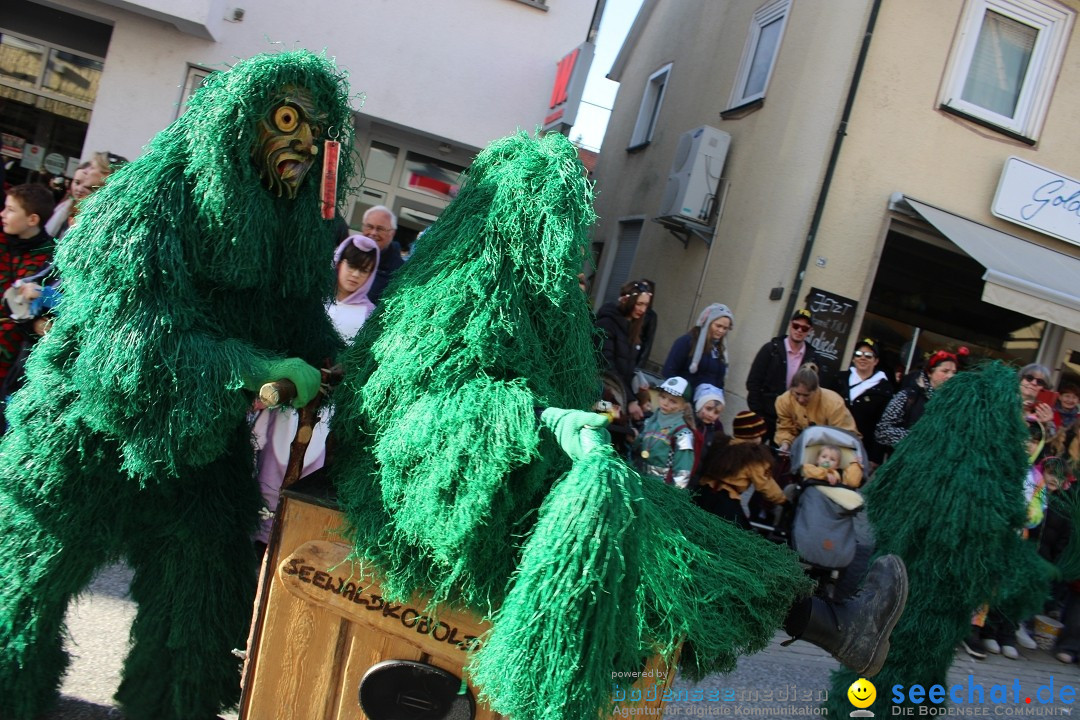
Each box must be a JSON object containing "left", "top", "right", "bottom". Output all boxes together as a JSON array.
[
  {"left": 251, "top": 234, "right": 381, "bottom": 546},
  {"left": 328, "top": 233, "right": 380, "bottom": 341}
]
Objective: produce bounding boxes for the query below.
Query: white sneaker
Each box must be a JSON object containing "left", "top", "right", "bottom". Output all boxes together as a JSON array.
[
  {"left": 984, "top": 638, "right": 1001, "bottom": 654},
  {"left": 1016, "top": 626, "right": 1038, "bottom": 650},
  {"left": 1002, "top": 644, "right": 1020, "bottom": 659}
]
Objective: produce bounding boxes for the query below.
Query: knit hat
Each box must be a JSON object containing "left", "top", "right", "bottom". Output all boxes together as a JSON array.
[
  {"left": 658, "top": 376, "right": 691, "bottom": 400},
  {"left": 693, "top": 383, "right": 725, "bottom": 412},
  {"left": 732, "top": 411, "right": 767, "bottom": 439},
  {"left": 690, "top": 303, "right": 734, "bottom": 374}
]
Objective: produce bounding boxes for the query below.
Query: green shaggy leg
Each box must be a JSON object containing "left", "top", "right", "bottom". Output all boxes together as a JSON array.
[
  {"left": 116, "top": 434, "right": 262, "bottom": 720},
  {"left": 0, "top": 505, "right": 110, "bottom": 720}
]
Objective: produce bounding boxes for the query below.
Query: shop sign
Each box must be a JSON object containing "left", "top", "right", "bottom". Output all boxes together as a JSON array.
[
  {"left": 992, "top": 157, "right": 1080, "bottom": 247},
  {"left": 805, "top": 287, "right": 858, "bottom": 382},
  {"left": 43, "top": 153, "right": 66, "bottom": 175},
  {"left": 20, "top": 144, "right": 45, "bottom": 171},
  {"left": 542, "top": 41, "right": 594, "bottom": 132},
  {"left": 1, "top": 133, "right": 26, "bottom": 159}
]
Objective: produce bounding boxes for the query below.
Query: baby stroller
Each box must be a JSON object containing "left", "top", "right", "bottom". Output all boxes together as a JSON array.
[{"left": 752, "top": 426, "right": 870, "bottom": 599}]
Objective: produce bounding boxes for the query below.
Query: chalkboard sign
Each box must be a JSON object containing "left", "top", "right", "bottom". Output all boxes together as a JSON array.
[{"left": 804, "top": 287, "right": 858, "bottom": 382}]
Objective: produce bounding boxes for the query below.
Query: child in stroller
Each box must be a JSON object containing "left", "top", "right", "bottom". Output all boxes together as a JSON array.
[{"left": 758, "top": 426, "right": 869, "bottom": 598}]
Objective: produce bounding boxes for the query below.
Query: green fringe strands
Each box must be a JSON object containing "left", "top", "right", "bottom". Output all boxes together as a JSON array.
[
  {"left": 0, "top": 50, "right": 353, "bottom": 720},
  {"left": 469, "top": 447, "right": 646, "bottom": 720},
  {"left": 825, "top": 362, "right": 1050, "bottom": 716},
  {"left": 636, "top": 478, "right": 813, "bottom": 678},
  {"left": 1, "top": 50, "right": 353, "bottom": 484},
  {"left": 331, "top": 130, "right": 600, "bottom": 610},
  {"left": 331, "top": 131, "right": 813, "bottom": 720}
]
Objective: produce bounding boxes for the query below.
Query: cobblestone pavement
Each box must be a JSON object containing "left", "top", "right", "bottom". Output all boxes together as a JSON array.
[
  {"left": 662, "top": 630, "right": 1080, "bottom": 717},
  {"left": 45, "top": 563, "right": 1080, "bottom": 719}
]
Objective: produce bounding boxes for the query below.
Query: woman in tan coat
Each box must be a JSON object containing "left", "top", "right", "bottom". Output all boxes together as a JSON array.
[{"left": 774, "top": 365, "right": 859, "bottom": 452}]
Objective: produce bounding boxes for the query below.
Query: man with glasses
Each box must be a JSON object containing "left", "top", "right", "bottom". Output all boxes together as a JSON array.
[
  {"left": 746, "top": 308, "right": 822, "bottom": 442},
  {"left": 361, "top": 204, "right": 404, "bottom": 303}
]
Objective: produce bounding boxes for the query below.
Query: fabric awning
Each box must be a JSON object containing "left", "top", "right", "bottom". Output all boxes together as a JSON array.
[{"left": 898, "top": 196, "right": 1080, "bottom": 333}]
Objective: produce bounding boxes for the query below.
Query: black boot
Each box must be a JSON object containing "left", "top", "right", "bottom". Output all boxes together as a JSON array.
[{"left": 787, "top": 554, "right": 909, "bottom": 677}]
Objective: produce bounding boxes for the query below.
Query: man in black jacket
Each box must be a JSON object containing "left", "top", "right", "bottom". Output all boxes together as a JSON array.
[{"left": 745, "top": 308, "right": 821, "bottom": 442}]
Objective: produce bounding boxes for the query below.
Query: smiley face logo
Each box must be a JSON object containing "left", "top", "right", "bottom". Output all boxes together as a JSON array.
[{"left": 848, "top": 678, "right": 876, "bottom": 708}]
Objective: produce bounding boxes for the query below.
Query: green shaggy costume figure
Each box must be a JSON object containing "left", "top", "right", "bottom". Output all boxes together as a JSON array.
[
  {"left": 0, "top": 51, "right": 354, "bottom": 720},
  {"left": 330, "top": 131, "right": 905, "bottom": 720},
  {"left": 824, "top": 362, "right": 1051, "bottom": 716}
]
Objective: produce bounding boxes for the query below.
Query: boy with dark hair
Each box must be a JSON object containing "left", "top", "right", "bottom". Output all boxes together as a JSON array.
[{"left": 0, "top": 183, "right": 56, "bottom": 388}]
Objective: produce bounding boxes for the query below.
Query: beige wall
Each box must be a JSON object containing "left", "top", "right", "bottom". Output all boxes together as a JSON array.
[
  {"left": 593, "top": 0, "right": 1080, "bottom": 422},
  {"left": 806, "top": 0, "right": 1080, "bottom": 340},
  {"left": 593, "top": 0, "right": 873, "bottom": 412}
]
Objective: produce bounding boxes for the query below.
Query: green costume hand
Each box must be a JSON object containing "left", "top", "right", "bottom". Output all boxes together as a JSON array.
[
  {"left": 242, "top": 357, "right": 322, "bottom": 408},
  {"left": 539, "top": 407, "right": 611, "bottom": 461},
  {"left": 1048, "top": 563, "right": 1065, "bottom": 583}
]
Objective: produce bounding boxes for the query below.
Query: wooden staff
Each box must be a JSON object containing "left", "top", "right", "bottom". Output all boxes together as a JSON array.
[{"left": 259, "top": 364, "right": 344, "bottom": 489}]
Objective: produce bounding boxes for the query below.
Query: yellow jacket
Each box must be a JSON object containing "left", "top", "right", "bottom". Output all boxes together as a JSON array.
[
  {"left": 699, "top": 438, "right": 787, "bottom": 504},
  {"left": 774, "top": 387, "right": 859, "bottom": 448},
  {"left": 800, "top": 461, "right": 863, "bottom": 489}
]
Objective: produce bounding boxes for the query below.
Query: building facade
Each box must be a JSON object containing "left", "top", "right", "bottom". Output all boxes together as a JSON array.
[
  {"left": 1, "top": 0, "right": 597, "bottom": 244},
  {"left": 591, "top": 0, "right": 1080, "bottom": 416}
]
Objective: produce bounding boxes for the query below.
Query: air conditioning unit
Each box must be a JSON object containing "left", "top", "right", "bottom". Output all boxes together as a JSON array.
[{"left": 658, "top": 126, "right": 731, "bottom": 224}]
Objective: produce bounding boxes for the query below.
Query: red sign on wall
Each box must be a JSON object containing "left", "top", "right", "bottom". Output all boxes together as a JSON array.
[{"left": 542, "top": 42, "right": 594, "bottom": 132}]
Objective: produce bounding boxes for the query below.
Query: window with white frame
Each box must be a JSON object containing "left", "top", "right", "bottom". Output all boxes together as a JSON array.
[
  {"left": 940, "top": 0, "right": 1073, "bottom": 140},
  {"left": 177, "top": 64, "right": 213, "bottom": 117},
  {"left": 728, "top": 0, "right": 791, "bottom": 109},
  {"left": 628, "top": 63, "right": 671, "bottom": 149}
]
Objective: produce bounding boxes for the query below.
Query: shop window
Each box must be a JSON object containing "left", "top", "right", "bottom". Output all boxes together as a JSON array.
[
  {"left": 940, "top": 0, "right": 1073, "bottom": 141},
  {"left": 43, "top": 49, "right": 102, "bottom": 105},
  {"left": 727, "top": 0, "right": 791, "bottom": 109},
  {"left": 0, "top": 34, "right": 45, "bottom": 89},
  {"left": 0, "top": 32, "right": 102, "bottom": 107},
  {"left": 862, "top": 230, "right": 1045, "bottom": 377},
  {"left": 365, "top": 141, "right": 399, "bottom": 185},
  {"left": 399, "top": 152, "right": 463, "bottom": 202},
  {"left": 628, "top": 64, "right": 671, "bottom": 150}
]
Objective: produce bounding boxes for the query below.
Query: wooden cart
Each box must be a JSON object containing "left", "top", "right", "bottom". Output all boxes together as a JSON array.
[{"left": 239, "top": 472, "right": 673, "bottom": 719}]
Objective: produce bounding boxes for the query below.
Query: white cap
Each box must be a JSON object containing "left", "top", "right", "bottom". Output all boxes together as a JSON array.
[{"left": 659, "top": 376, "right": 691, "bottom": 400}]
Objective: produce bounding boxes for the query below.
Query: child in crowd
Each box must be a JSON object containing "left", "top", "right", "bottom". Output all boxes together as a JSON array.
[
  {"left": 695, "top": 411, "right": 787, "bottom": 528},
  {"left": 0, "top": 184, "right": 56, "bottom": 404},
  {"left": 44, "top": 152, "right": 127, "bottom": 240},
  {"left": 1021, "top": 456, "right": 1078, "bottom": 662},
  {"left": 634, "top": 376, "right": 695, "bottom": 488},
  {"left": 965, "top": 423, "right": 1057, "bottom": 660},
  {"left": 251, "top": 233, "right": 380, "bottom": 547},
  {"left": 692, "top": 383, "right": 725, "bottom": 473},
  {"left": 328, "top": 234, "right": 380, "bottom": 341},
  {"left": 1056, "top": 384, "right": 1079, "bottom": 433},
  {"left": 801, "top": 443, "right": 864, "bottom": 488}
]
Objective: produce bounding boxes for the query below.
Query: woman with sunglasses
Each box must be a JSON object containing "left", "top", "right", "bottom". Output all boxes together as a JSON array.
[
  {"left": 833, "top": 338, "right": 893, "bottom": 467},
  {"left": 595, "top": 280, "right": 652, "bottom": 422},
  {"left": 1019, "top": 363, "right": 1058, "bottom": 442},
  {"left": 875, "top": 349, "right": 960, "bottom": 451}
]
